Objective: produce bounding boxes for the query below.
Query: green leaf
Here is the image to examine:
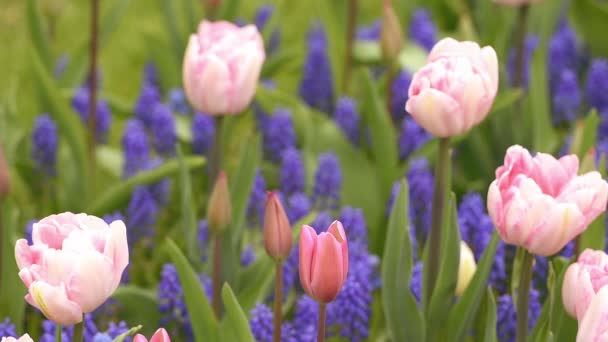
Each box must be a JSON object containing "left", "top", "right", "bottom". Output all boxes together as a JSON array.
[
  {"left": 220, "top": 284, "right": 255, "bottom": 342},
  {"left": 165, "top": 238, "right": 218, "bottom": 342},
  {"left": 26, "top": 0, "right": 52, "bottom": 71},
  {"left": 235, "top": 256, "right": 275, "bottom": 313},
  {"left": 159, "top": 0, "right": 186, "bottom": 65},
  {"left": 381, "top": 180, "right": 426, "bottom": 341},
  {"left": 96, "top": 146, "right": 123, "bottom": 178},
  {"left": 427, "top": 194, "right": 461, "bottom": 337},
  {"left": 217, "top": 0, "right": 242, "bottom": 20},
  {"left": 446, "top": 233, "right": 500, "bottom": 340},
  {"left": 570, "top": 110, "right": 600, "bottom": 160},
  {"left": 177, "top": 148, "right": 200, "bottom": 263},
  {"left": 111, "top": 286, "right": 160, "bottom": 337},
  {"left": 480, "top": 288, "right": 498, "bottom": 342},
  {"left": 88, "top": 157, "right": 206, "bottom": 215},
  {"left": 112, "top": 325, "right": 143, "bottom": 342},
  {"left": 570, "top": 0, "right": 608, "bottom": 56},
  {"left": 579, "top": 155, "right": 606, "bottom": 252},
  {"left": 550, "top": 258, "right": 577, "bottom": 342}
]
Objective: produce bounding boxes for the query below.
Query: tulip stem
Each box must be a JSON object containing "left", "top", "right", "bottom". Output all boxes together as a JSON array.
[
  {"left": 209, "top": 117, "right": 224, "bottom": 184},
  {"left": 424, "top": 137, "right": 451, "bottom": 306},
  {"left": 87, "top": 0, "right": 100, "bottom": 195},
  {"left": 55, "top": 324, "right": 61, "bottom": 342},
  {"left": 74, "top": 319, "right": 84, "bottom": 342},
  {"left": 516, "top": 248, "right": 534, "bottom": 342},
  {"left": 212, "top": 233, "right": 222, "bottom": 318},
  {"left": 273, "top": 263, "right": 283, "bottom": 342},
  {"left": 317, "top": 302, "right": 327, "bottom": 342},
  {"left": 342, "top": 0, "right": 358, "bottom": 93},
  {"left": 513, "top": 4, "right": 529, "bottom": 143}
]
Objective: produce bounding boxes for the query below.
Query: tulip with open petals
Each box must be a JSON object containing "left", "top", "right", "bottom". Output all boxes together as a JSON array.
[
  {"left": 563, "top": 249, "right": 608, "bottom": 320},
  {"left": 577, "top": 286, "right": 608, "bottom": 342},
  {"left": 299, "top": 220, "right": 348, "bottom": 303},
  {"left": 405, "top": 38, "right": 498, "bottom": 137},
  {"left": 487, "top": 145, "right": 608, "bottom": 256},
  {"left": 1, "top": 335, "right": 34, "bottom": 342},
  {"left": 183, "top": 20, "right": 265, "bottom": 115},
  {"left": 14, "top": 212, "right": 129, "bottom": 325},
  {"left": 134, "top": 328, "right": 171, "bottom": 342}
]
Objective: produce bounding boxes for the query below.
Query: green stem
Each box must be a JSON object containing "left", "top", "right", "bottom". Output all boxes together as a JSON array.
[
  {"left": 317, "top": 302, "right": 327, "bottom": 342},
  {"left": 87, "top": 0, "right": 100, "bottom": 195},
  {"left": 55, "top": 324, "right": 62, "bottom": 342},
  {"left": 209, "top": 116, "right": 224, "bottom": 183},
  {"left": 512, "top": 4, "right": 529, "bottom": 143},
  {"left": 516, "top": 248, "right": 534, "bottom": 342},
  {"left": 424, "top": 137, "right": 451, "bottom": 305},
  {"left": 212, "top": 234, "right": 222, "bottom": 318},
  {"left": 273, "top": 263, "right": 283, "bottom": 342},
  {"left": 73, "top": 319, "right": 84, "bottom": 342}
]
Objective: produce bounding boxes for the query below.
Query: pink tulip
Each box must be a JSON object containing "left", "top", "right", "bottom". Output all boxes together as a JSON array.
[
  {"left": 562, "top": 249, "right": 608, "bottom": 320},
  {"left": 14, "top": 212, "right": 129, "bottom": 325},
  {"left": 405, "top": 38, "right": 498, "bottom": 137},
  {"left": 494, "top": 0, "right": 541, "bottom": 7},
  {"left": 576, "top": 286, "right": 608, "bottom": 342},
  {"left": 299, "top": 220, "right": 348, "bottom": 303},
  {"left": 134, "top": 328, "right": 171, "bottom": 342},
  {"left": 263, "top": 192, "right": 293, "bottom": 261},
  {"left": 183, "top": 20, "right": 265, "bottom": 115},
  {"left": 487, "top": 145, "right": 608, "bottom": 256},
  {"left": 1, "top": 334, "right": 33, "bottom": 342}
]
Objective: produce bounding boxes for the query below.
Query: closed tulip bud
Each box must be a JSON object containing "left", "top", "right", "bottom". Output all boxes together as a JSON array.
[
  {"left": 263, "top": 192, "right": 293, "bottom": 261},
  {"left": 406, "top": 38, "right": 498, "bottom": 137},
  {"left": 299, "top": 220, "right": 349, "bottom": 303},
  {"left": 134, "top": 328, "right": 171, "bottom": 342},
  {"left": 576, "top": 286, "right": 608, "bottom": 342},
  {"left": 456, "top": 241, "right": 476, "bottom": 296},
  {"left": 207, "top": 172, "right": 232, "bottom": 234},
  {"left": 0, "top": 142, "right": 9, "bottom": 200},
  {"left": 1, "top": 335, "right": 34, "bottom": 342},
  {"left": 562, "top": 249, "right": 608, "bottom": 320},
  {"left": 488, "top": 145, "right": 608, "bottom": 256},
  {"left": 380, "top": 0, "right": 404, "bottom": 64}
]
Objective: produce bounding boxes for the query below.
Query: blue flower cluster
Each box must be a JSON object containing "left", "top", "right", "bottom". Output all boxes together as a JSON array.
[
  {"left": 31, "top": 114, "right": 58, "bottom": 177},
  {"left": 299, "top": 24, "right": 334, "bottom": 114},
  {"left": 39, "top": 314, "right": 130, "bottom": 342}
]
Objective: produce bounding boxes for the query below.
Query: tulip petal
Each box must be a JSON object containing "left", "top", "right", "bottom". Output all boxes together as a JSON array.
[
  {"left": 26, "top": 281, "right": 82, "bottom": 325},
  {"left": 406, "top": 88, "right": 463, "bottom": 137},
  {"left": 104, "top": 220, "right": 130, "bottom": 289},
  {"left": 67, "top": 252, "right": 114, "bottom": 313},
  {"left": 150, "top": 328, "right": 171, "bottom": 342},
  {"left": 299, "top": 226, "right": 317, "bottom": 297},
  {"left": 577, "top": 286, "right": 608, "bottom": 342},
  {"left": 133, "top": 335, "right": 149, "bottom": 342},
  {"left": 310, "top": 232, "right": 345, "bottom": 303}
]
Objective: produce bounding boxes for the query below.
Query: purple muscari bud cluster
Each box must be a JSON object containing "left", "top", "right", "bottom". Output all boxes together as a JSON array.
[
  {"left": 126, "top": 186, "right": 158, "bottom": 244},
  {"left": 279, "top": 323, "right": 299, "bottom": 342},
  {"left": 122, "top": 119, "right": 151, "bottom": 178},
  {"left": 407, "top": 159, "right": 434, "bottom": 247},
  {"left": 293, "top": 295, "right": 318, "bottom": 341},
  {"left": 586, "top": 59, "right": 608, "bottom": 114},
  {"left": 299, "top": 24, "right": 334, "bottom": 114},
  {"left": 71, "top": 85, "right": 112, "bottom": 143},
  {"left": 410, "top": 261, "right": 423, "bottom": 304},
  {"left": 312, "top": 152, "right": 342, "bottom": 210},
  {"left": 144, "top": 62, "right": 160, "bottom": 86},
  {"left": 280, "top": 148, "right": 305, "bottom": 197},
  {"left": 458, "top": 192, "right": 508, "bottom": 292},
  {"left": 246, "top": 170, "right": 267, "bottom": 227},
  {"left": 507, "top": 35, "right": 539, "bottom": 89},
  {"left": 390, "top": 70, "right": 413, "bottom": 121},
  {"left": 0, "top": 318, "right": 16, "bottom": 337},
  {"left": 548, "top": 20, "right": 579, "bottom": 85},
  {"left": 151, "top": 104, "right": 177, "bottom": 156},
  {"left": 339, "top": 207, "right": 367, "bottom": 248},
  {"left": 311, "top": 211, "right": 334, "bottom": 235},
  {"left": 192, "top": 113, "right": 215, "bottom": 156},
  {"left": 40, "top": 319, "right": 73, "bottom": 342},
  {"left": 399, "top": 117, "right": 430, "bottom": 161},
  {"left": 334, "top": 97, "right": 361, "bottom": 146},
  {"left": 496, "top": 289, "right": 542, "bottom": 342},
  {"left": 254, "top": 4, "right": 280, "bottom": 54},
  {"left": 168, "top": 88, "right": 190, "bottom": 114},
  {"left": 262, "top": 108, "right": 296, "bottom": 162},
  {"left": 144, "top": 159, "right": 172, "bottom": 205},
  {"left": 25, "top": 220, "right": 35, "bottom": 245},
  {"left": 287, "top": 193, "right": 311, "bottom": 222},
  {"left": 356, "top": 20, "right": 381, "bottom": 41},
  {"left": 39, "top": 314, "right": 124, "bottom": 342},
  {"left": 552, "top": 69, "right": 581, "bottom": 125},
  {"left": 249, "top": 303, "right": 273, "bottom": 342},
  {"left": 134, "top": 78, "right": 162, "bottom": 128},
  {"left": 241, "top": 245, "right": 256, "bottom": 267},
  {"left": 103, "top": 211, "right": 125, "bottom": 225},
  {"left": 282, "top": 246, "right": 300, "bottom": 297},
  {"left": 32, "top": 114, "right": 58, "bottom": 176},
  {"left": 159, "top": 264, "right": 193, "bottom": 341},
  {"left": 409, "top": 8, "right": 438, "bottom": 52},
  {"left": 198, "top": 219, "right": 208, "bottom": 260}
]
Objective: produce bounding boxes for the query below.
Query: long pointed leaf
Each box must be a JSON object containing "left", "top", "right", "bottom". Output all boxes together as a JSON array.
[
  {"left": 220, "top": 284, "right": 255, "bottom": 342},
  {"left": 177, "top": 148, "right": 200, "bottom": 263},
  {"left": 26, "top": 0, "right": 52, "bottom": 71}
]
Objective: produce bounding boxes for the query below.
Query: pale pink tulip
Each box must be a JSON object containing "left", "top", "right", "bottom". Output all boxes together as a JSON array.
[
  {"left": 299, "top": 221, "right": 348, "bottom": 303},
  {"left": 263, "top": 192, "right": 293, "bottom": 261},
  {"left": 183, "top": 20, "right": 265, "bottom": 115},
  {"left": 15, "top": 212, "right": 129, "bottom": 325},
  {"left": 405, "top": 38, "right": 498, "bottom": 137},
  {"left": 1, "top": 334, "right": 33, "bottom": 342},
  {"left": 494, "top": 0, "right": 542, "bottom": 7},
  {"left": 487, "top": 145, "right": 608, "bottom": 256},
  {"left": 577, "top": 286, "right": 608, "bottom": 342},
  {"left": 134, "top": 328, "right": 171, "bottom": 342},
  {"left": 563, "top": 249, "right": 608, "bottom": 320}
]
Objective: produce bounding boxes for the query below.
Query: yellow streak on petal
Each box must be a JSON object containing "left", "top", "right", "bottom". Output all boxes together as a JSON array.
[{"left": 32, "top": 285, "right": 50, "bottom": 318}]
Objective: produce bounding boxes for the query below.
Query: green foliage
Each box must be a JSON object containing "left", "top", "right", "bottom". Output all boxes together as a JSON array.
[
  {"left": 220, "top": 283, "right": 255, "bottom": 342},
  {"left": 111, "top": 286, "right": 160, "bottom": 337},
  {"left": 571, "top": 0, "right": 608, "bottom": 57}
]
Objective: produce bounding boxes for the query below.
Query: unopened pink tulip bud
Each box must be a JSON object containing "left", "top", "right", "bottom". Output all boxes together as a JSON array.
[
  {"left": 488, "top": 145, "right": 608, "bottom": 256},
  {"left": 299, "top": 221, "right": 348, "bottom": 303},
  {"left": 406, "top": 38, "right": 499, "bottom": 137},
  {"left": 15, "top": 212, "right": 129, "bottom": 325},
  {"left": 380, "top": 0, "right": 404, "bottom": 63},
  {"left": 576, "top": 286, "right": 608, "bottom": 342},
  {"left": 207, "top": 171, "right": 232, "bottom": 234},
  {"left": 494, "top": 0, "right": 542, "bottom": 7},
  {"left": 134, "top": 328, "right": 171, "bottom": 342},
  {"left": 562, "top": 249, "right": 608, "bottom": 320},
  {"left": 183, "top": 20, "right": 265, "bottom": 115},
  {"left": 1, "top": 334, "right": 34, "bottom": 342},
  {"left": 263, "top": 192, "right": 293, "bottom": 261}
]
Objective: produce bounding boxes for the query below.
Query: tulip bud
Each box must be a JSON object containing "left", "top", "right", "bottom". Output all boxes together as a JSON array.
[
  {"left": 0, "top": 141, "right": 10, "bottom": 200},
  {"left": 456, "top": 241, "right": 476, "bottom": 296},
  {"left": 380, "top": 0, "right": 404, "bottom": 64},
  {"left": 263, "top": 192, "right": 293, "bottom": 261},
  {"left": 207, "top": 172, "right": 232, "bottom": 234},
  {"left": 134, "top": 328, "right": 171, "bottom": 342}
]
